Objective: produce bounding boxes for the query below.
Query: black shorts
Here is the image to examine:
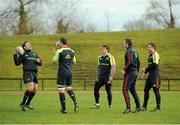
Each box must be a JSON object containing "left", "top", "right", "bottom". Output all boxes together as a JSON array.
[
  {"left": 23, "top": 71, "right": 38, "bottom": 84},
  {"left": 57, "top": 74, "right": 72, "bottom": 88},
  {"left": 145, "top": 76, "right": 160, "bottom": 89},
  {"left": 94, "top": 78, "right": 112, "bottom": 90}
]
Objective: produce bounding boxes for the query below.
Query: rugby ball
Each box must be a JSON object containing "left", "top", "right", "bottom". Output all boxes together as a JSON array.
[
  {"left": 54, "top": 41, "right": 61, "bottom": 47},
  {"left": 15, "top": 46, "right": 25, "bottom": 55}
]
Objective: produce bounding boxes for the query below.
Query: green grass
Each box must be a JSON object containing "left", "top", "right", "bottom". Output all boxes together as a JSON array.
[
  {"left": 0, "top": 91, "right": 180, "bottom": 124},
  {"left": 0, "top": 29, "right": 180, "bottom": 79}
]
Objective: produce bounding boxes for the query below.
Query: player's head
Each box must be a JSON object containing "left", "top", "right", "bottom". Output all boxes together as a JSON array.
[
  {"left": 147, "top": 42, "right": 156, "bottom": 53},
  {"left": 59, "top": 37, "right": 67, "bottom": 46},
  {"left": 22, "top": 41, "right": 32, "bottom": 50},
  {"left": 102, "top": 44, "right": 110, "bottom": 54},
  {"left": 123, "top": 38, "right": 133, "bottom": 48}
]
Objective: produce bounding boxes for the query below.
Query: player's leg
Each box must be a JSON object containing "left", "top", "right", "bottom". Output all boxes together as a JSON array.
[
  {"left": 65, "top": 75, "right": 78, "bottom": 112},
  {"left": 93, "top": 80, "right": 104, "bottom": 108},
  {"left": 105, "top": 82, "right": 112, "bottom": 108},
  {"left": 66, "top": 86, "right": 78, "bottom": 112},
  {"left": 151, "top": 77, "right": 161, "bottom": 112},
  {"left": 58, "top": 87, "right": 67, "bottom": 113},
  {"left": 129, "top": 75, "right": 141, "bottom": 112},
  {"left": 142, "top": 76, "right": 151, "bottom": 110},
  {"left": 25, "top": 72, "right": 38, "bottom": 109},
  {"left": 122, "top": 74, "right": 132, "bottom": 113},
  {"left": 57, "top": 75, "right": 67, "bottom": 113},
  {"left": 20, "top": 82, "right": 34, "bottom": 111},
  {"left": 19, "top": 71, "right": 34, "bottom": 111},
  {"left": 25, "top": 83, "right": 37, "bottom": 109}
]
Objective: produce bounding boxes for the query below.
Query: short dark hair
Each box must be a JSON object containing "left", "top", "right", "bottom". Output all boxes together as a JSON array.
[
  {"left": 102, "top": 44, "right": 110, "bottom": 52},
  {"left": 148, "top": 42, "right": 156, "bottom": 49},
  {"left": 60, "top": 37, "right": 67, "bottom": 45},
  {"left": 22, "top": 41, "right": 29, "bottom": 49},
  {"left": 125, "top": 38, "right": 133, "bottom": 47}
]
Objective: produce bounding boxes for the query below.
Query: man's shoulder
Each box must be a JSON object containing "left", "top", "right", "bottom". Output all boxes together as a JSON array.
[
  {"left": 57, "top": 48, "right": 74, "bottom": 53},
  {"left": 153, "top": 51, "right": 159, "bottom": 56},
  {"left": 107, "top": 53, "right": 115, "bottom": 59}
]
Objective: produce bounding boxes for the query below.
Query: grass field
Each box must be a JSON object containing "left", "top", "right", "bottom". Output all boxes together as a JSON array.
[
  {"left": 0, "top": 29, "right": 180, "bottom": 124},
  {"left": 0, "top": 29, "right": 180, "bottom": 79},
  {"left": 0, "top": 91, "right": 180, "bottom": 124}
]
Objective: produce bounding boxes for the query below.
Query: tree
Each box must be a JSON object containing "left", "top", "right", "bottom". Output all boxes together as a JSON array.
[
  {"left": 70, "top": 10, "right": 96, "bottom": 33},
  {"left": 145, "top": 0, "right": 180, "bottom": 28},
  {"left": 49, "top": 0, "right": 96, "bottom": 33},
  {"left": 0, "top": 0, "right": 43, "bottom": 35},
  {"left": 47, "top": 0, "right": 78, "bottom": 34}
]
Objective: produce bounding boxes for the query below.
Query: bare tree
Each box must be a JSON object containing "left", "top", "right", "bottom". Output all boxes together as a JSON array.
[
  {"left": 0, "top": 0, "right": 44, "bottom": 35},
  {"left": 49, "top": 0, "right": 96, "bottom": 33},
  {"left": 69, "top": 9, "right": 96, "bottom": 33},
  {"left": 47, "top": 0, "right": 78, "bottom": 34},
  {"left": 145, "top": 0, "right": 180, "bottom": 28}
]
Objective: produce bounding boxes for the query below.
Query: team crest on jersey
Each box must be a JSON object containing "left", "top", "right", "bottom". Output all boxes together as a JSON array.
[
  {"left": 25, "top": 55, "right": 28, "bottom": 57},
  {"left": 65, "top": 54, "right": 71, "bottom": 59},
  {"left": 106, "top": 57, "right": 110, "bottom": 60}
]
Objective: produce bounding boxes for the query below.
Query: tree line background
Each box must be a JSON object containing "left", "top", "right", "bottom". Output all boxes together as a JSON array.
[{"left": 0, "top": 0, "right": 179, "bottom": 35}]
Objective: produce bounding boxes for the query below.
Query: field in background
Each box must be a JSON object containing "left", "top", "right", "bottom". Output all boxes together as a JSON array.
[
  {"left": 0, "top": 91, "right": 180, "bottom": 124},
  {"left": 0, "top": 29, "right": 180, "bottom": 79}
]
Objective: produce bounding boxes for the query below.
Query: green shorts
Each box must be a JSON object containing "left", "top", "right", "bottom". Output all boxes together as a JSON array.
[{"left": 23, "top": 71, "right": 38, "bottom": 84}]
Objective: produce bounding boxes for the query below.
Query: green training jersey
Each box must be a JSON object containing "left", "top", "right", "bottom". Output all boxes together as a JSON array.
[
  {"left": 145, "top": 51, "right": 160, "bottom": 77},
  {"left": 53, "top": 47, "right": 76, "bottom": 76},
  {"left": 13, "top": 50, "right": 42, "bottom": 72},
  {"left": 97, "top": 53, "right": 116, "bottom": 79}
]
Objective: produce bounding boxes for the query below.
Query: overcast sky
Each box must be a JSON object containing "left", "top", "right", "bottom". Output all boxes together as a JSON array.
[{"left": 80, "top": 0, "right": 149, "bottom": 31}]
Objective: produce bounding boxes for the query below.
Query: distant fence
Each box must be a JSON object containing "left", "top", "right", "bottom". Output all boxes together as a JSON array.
[{"left": 0, "top": 77, "right": 180, "bottom": 91}]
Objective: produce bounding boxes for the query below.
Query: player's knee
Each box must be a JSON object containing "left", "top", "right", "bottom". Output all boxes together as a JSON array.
[
  {"left": 94, "top": 86, "right": 99, "bottom": 92},
  {"left": 122, "top": 87, "right": 128, "bottom": 94},
  {"left": 94, "top": 82, "right": 99, "bottom": 91},
  {"left": 58, "top": 88, "right": 65, "bottom": 93},
  {"left": 106, "top": 89, "right": 111, "bottom": 95},
  {"left": 153, "top": 87, "right": 159, "bottom": 93},
  {"left": 65, "top": 86, "right": 72, "bottom": 91}
]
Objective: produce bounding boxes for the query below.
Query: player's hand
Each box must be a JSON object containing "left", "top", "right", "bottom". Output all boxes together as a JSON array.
[
  {"left": 108, "top": 76, "right": 113, "bottom": 84},
  {"left": 36, "top": 58, "right": 41, "bottom": 63},
  {"left": 142, "top": 68, "right": 146, "bottom": 73},
  {"left": 121, "top": 70, "right": 126, "bottom": 75},
  {"left": 141, "top": 73, "right": 146, "bottom": 79}
]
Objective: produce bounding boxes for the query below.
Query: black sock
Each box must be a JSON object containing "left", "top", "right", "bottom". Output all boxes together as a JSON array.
[
  {"left": 67, "top": 90, "right": 77, "bottom": 105},
  {"left": 26, "top": 92, "right": 35, "bottom": 105},
  {"left": 20, "top": 90, "right": 31, "bottom": 105},
  {"left": 59, "top": 93, "right": 66, "bottom": 111}
]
